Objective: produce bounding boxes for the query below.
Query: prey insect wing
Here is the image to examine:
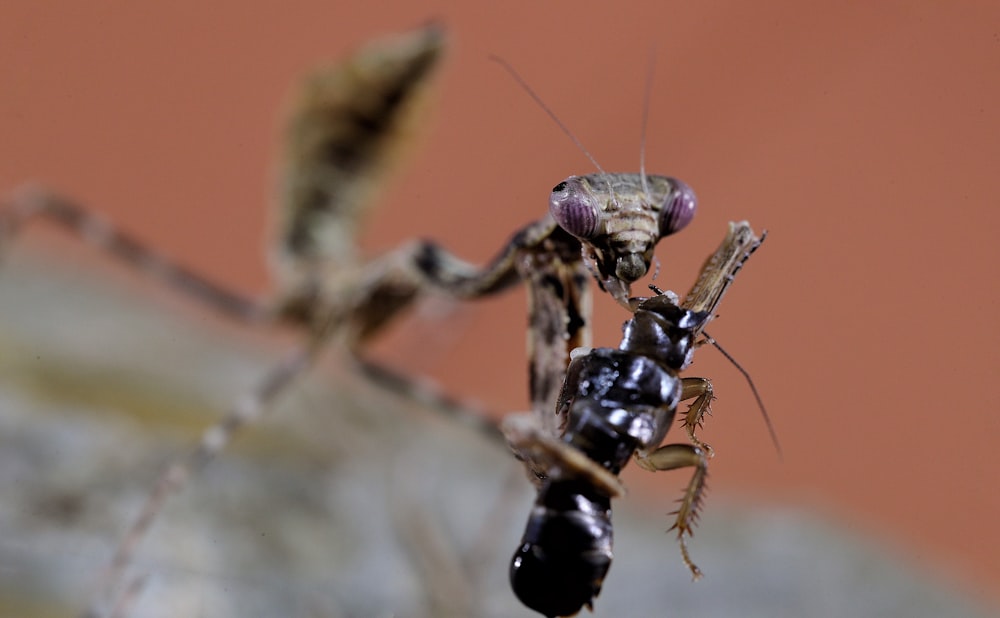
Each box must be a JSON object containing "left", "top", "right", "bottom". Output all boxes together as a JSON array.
[
  {"left": 681, "top": 220, "right": 763, "bottom": 316},
  {"left": 508, "top": 222, "right": 765, "bottom": 617}
]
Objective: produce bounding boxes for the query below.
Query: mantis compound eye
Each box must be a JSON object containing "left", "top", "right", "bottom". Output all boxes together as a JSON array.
[
  {"left": 550, "top": 178, "right": 600, "bottom": 239},
  {"left": 658, "top": 179, "right": 697, "bottom": 237}
]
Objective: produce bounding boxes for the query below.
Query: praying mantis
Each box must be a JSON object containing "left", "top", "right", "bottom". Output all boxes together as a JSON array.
[{"left": 0, "top": 22, "right": 771, "bottom": 617}]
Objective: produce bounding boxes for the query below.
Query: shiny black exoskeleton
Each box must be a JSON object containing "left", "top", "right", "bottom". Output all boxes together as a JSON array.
[{"left": 510, "top": 296, "right": 711, "bottom": 617}]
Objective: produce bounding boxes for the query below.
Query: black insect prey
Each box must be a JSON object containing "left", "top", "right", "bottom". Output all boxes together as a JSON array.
[{"left": 508, "top": 222, "right": 764, "bottom": 617}]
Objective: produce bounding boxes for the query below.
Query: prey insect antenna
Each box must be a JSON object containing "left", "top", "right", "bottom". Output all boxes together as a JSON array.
[{"left": 702, "top": 331, "right": 782, "bottom": 459}]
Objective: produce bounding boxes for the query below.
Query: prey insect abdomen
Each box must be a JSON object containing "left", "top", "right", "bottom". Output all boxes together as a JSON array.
[
  {"left": 511, "top": 349, "right": 682, "bottom": 617},
  {"left": 511, "top": 480, "right": 613, "bottom": 618},
  {"left": 559, "top": 349, "right": 682, "bottom": 467}
]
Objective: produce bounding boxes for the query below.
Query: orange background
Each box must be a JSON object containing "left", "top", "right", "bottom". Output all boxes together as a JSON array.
[{"left": 1, "top": 1, "right": 998, "bottom": 607}]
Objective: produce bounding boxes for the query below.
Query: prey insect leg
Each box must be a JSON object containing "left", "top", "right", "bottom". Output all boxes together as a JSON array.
[
  {"left": 633, "top": 443, "right": 709, "bottom": 579},
  {"left": 679, "top": 376, "right": 715, "bottom": 455}
]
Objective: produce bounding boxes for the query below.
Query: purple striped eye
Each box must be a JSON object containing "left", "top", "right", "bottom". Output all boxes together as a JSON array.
[
  {"left": 549, "top": 178, "right": 599, "bottom": 239},
  {"left": 659, "top": 179, "right": 697, "bottom": 237}
]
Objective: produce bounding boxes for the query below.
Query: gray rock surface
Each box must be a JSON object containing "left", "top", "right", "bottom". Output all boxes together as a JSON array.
[{"left": 0, "top": 250, "right": 993, "bottom": 618}]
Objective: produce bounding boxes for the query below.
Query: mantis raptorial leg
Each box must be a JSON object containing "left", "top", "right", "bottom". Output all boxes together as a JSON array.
[{"left": 1, "top": 23, "right": 702, "bottom": 616}]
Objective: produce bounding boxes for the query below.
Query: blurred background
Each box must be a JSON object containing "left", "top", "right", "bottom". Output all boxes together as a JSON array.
[{"left": 1, "top": 2, "right": 998, "bottom": 617}]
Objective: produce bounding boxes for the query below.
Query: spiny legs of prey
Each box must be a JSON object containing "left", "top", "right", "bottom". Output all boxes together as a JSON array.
[
  {"left": 633, "top": 443, "right": 709, "bottom": 580},
  {"left": 679, "top": 377, "right": 715, "bottom": 456}
]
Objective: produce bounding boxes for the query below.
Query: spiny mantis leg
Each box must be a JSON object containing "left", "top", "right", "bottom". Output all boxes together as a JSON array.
[
  {"left": 0, "top": 24, "right": 529, "bottom": 616},
  {"left": 0, "top": 185, "right": 269, "bottom": 323},
  {"left": 418, "top": 221, "right": 598, "bottom": 476},
  {"left": 85, "top": 214, "right": 577, "bottom": 614},
  {"left": 38, "top": 164, "right": 578, "bottom": 615},
  {"left": 89, "top": 340, "right": 318, "bottom": 617},
  {"left": 414, "top": 220, "right": 594, "bottom": 439},
  {"left": 0, "top": 180, "right": 580, "bottom": 431},
  {"left": 78, "top": 204, "right": 688, "bottom": 613},
  {"left": 2, "top": 21, "right": 701, "bottom": 613},
  {"left": 31, "top": 24, "right": 459, "bottom": 616},
  {"left": 350, "top": 358, "right": 503, "bottom": 442},
  {"left": 0, "top": 187, "right": 519, "bottom": 602},
  {"left": 516, "top": 238, "right": 591, "bottom": 439},
  {"left": 327, "top": 219, "right": 590, "bottom": 446},
  {"left": 633, "top": 443, "right": 709, "bottom": 580},
  {"left": 500, "top": 413, "right": 624, "bottom": 498},
  {"left": 1, "top": 177, "right": 632, "bottom": 490}
]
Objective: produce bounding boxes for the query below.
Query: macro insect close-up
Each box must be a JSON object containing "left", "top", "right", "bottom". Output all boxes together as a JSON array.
[
  {"left": 2, "top": 4, "right": 999, "bottom": 618},
  {"left": 1, "top": 16, "right": 724, "bottom": 613},
  {"left": 1, "top": 18, "right": 707, "bottom": 615},
  {"left": 507, "top": 222, "right": 765, "bottom": 617}
]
